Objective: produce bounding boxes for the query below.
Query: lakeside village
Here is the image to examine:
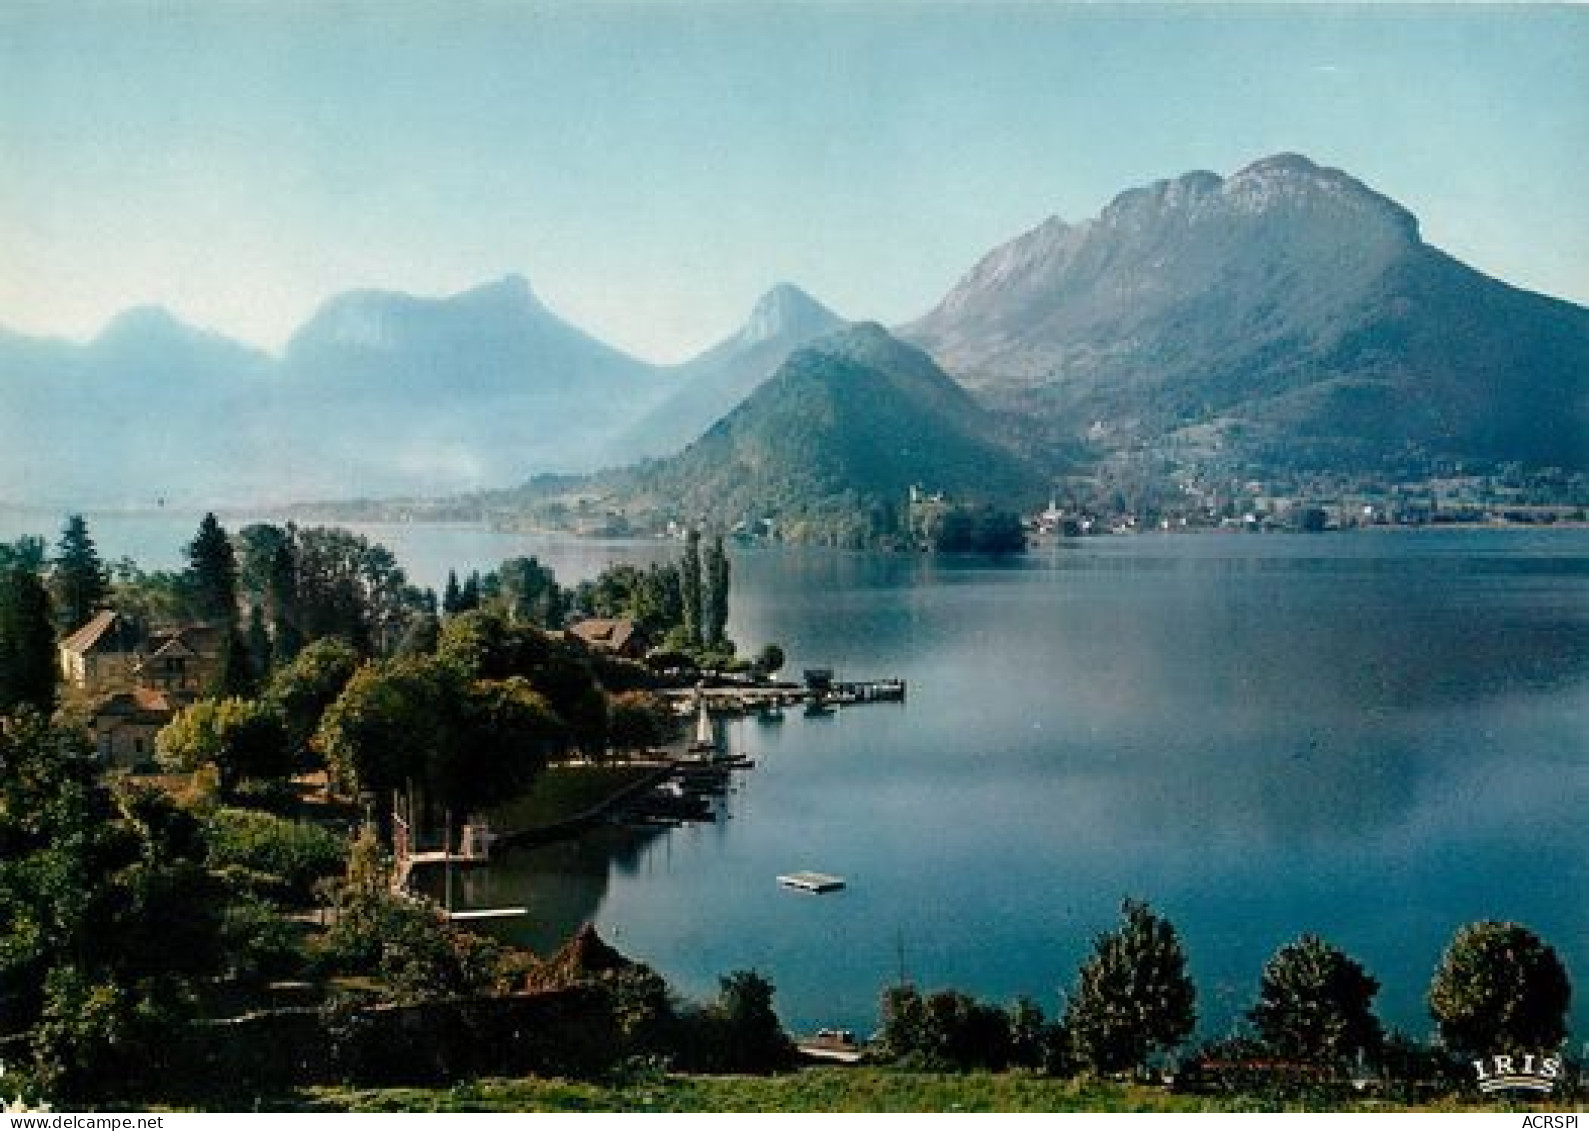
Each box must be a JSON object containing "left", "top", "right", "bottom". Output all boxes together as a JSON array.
[
  {"left": 893, "top": 464, "right": 1588, "bottom": 546},
  {"left": 350, "top": 460, "right": 1588, "bottom": 550},
  {"left": 0, "top": 513, "right": 1580, "bottom": 1111}
]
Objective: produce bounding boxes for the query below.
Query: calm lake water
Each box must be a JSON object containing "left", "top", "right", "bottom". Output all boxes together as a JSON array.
[{"left": 5, "top": 507, "right": 1584, "bottom": 1043}]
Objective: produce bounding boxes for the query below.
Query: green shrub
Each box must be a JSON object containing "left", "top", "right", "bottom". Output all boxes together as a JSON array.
[{"left": 206, "top": 807, "right": 347, "bottom": 903}]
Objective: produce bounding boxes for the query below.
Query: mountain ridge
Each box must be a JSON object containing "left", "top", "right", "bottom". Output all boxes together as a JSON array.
[
  {"left": 500, "top": 322, "right": 1048, "bottom": 545},
  {"left": 612, "top": 282, "right": 849, "bottom": 462},
  {"left": 902, "top": 153, "right": 1588, "bottom": 473}
]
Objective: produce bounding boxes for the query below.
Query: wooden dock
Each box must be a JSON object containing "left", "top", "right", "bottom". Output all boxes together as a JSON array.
[{"left": 661, "top": 675, "right": 906, "bottom": 716}]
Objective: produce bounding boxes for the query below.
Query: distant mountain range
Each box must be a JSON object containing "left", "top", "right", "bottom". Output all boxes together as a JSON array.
[
  {"left": 3, "top": 153, "right": 1584, "bottom": 519},
  {"left": 903, "top": 153, "right": 1589, "bottom": 474},
  {"left": 0, "top": 276, "right": 841, "bottom": 507}
]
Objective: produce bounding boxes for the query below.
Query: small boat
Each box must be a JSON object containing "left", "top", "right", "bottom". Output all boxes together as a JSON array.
[
  {"left": 797, "top": 1029, "right": 863, "bottom": 1063},
  {"left": 778, "top": 870, "right": 846, "bottom": 894},
  {"left": 687, "top": 697, "right": 717, "bottom": 755}
]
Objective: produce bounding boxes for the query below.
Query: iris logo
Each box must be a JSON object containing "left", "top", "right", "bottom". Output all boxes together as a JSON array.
[{"left": 1471, "top": 1051, "right": 1562, "bottom": 1094}]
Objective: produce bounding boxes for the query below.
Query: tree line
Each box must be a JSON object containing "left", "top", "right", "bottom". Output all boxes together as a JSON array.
[{"left": 873, "top": 898, "right": 1574, "bottom": 1093}]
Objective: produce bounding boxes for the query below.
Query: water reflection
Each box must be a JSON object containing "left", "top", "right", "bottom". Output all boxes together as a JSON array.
[{"left": 466, "top": 531, "right": 1587, "bottom": 1038}]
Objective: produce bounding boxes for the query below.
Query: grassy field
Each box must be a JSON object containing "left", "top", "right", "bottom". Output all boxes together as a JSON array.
[
  {"left": 487, "top": 762, "right": 660, "bottom": 830},
  {"left": 274, "top": 1069, "right": 1559, "bottom": 1113}
]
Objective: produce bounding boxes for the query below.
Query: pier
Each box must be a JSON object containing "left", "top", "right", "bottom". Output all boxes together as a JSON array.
[
  {"left": 390, "top": 801, "right": 494, "bottom": 893},
  {"left": 661, "top": 673, "right": 906, "bottom": 716}
]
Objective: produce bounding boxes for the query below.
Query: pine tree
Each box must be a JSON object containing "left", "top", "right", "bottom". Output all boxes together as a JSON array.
[
  {"left": 185, "top": 513, "right": 239, "bottom": 623},
  {"left": 704, "top": 534, "right": 731, "bottom": 649},
  {"left": 0, "top": 565, "right": 58, "bottom": 716},
  {"left": 681, "top": 529, "right": 703, "bottom": 648},
  {"left": 442, "top": 570, "right": 462, "bottom": 617},
  {"left": 50, "top": 514, "right": 108, "bottom": 633}
]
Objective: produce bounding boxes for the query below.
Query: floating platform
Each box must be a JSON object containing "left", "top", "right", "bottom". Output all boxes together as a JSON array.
[{"left": 778, "top": 870, "right": 846, "bottom": 893}]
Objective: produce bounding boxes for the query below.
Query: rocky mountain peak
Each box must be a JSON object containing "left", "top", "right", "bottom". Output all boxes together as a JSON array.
[{"left": 738, "top": 283, "right": 843, "bottom": 346}]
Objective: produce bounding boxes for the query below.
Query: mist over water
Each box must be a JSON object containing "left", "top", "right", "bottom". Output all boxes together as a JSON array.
[{"left": 466, "top": 530, "right": 1589, "bottom": 1042}]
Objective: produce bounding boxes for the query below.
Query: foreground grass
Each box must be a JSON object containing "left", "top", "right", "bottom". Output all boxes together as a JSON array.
[{"left": 275, "top": 1070, "right": 1551, "bottom": 1113}]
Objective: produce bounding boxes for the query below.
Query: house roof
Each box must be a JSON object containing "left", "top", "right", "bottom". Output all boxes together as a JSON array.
[
  {"left": 567, "top": 618, "right": 641, "bottom": 653},
  {"left": 93, "top": 687, "right": 176, "bottom": 724},
  {"left": 146, "top": 635, "right": 200, "bottom": 660},
  {"left": 60, "top": 609, "right": 131, "bottom": 656},
  {"left": 149, "top": 623, "right": 224, "bottom": 656}
]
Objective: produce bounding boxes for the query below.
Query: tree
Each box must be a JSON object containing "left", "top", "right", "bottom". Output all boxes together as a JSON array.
[
  {"left": 0, "top": 535, "right": 46, "bottom": 573},
  {"left": 318, "top": 656, "right": 555, "bottom": 813},
  {"left": 264, "top": 637, "right": 361, "bottom": 767},
  {"left": 1428, "top": 921, "right": 1571, "bottom": 1057},
  {"left": 395, "top": 606, "right": 440, "bottom": 656},
  {"left": 317, "top": 657, "right": 456, "bottom": 802},
  {"left": 458, "top": 571, "right": 482, "bottom": 613},
  {"left": 289, "top": 526, "right": 428, "bottom": 656},
  {"left": 1065, "top": 899, "right": 1197, "bottom": 1073},
  {"left": 209, "top": 625, "right": 257, "bottom": 699},
  {"left": 1249, "top": 933, "right": 1383, "bottom": 1065},
  {"left": 442, "top": 570, "right": 463, "bottom": 617},
  {"left": 0, "top": 566, "right": 57, "bottom": 717},
  {"left": 0, "top": 717, "right": 226, "bottom": 1103},
  {"left": 874, "top": 983, "right": 1015, "bottom": 1071},
  {"left": 710, "top": 969, "right": 796, "bottom": 1072},
  {"left": 155, "top": 696, "right": 290, "bottom": 793},
  {"left": 49, "top": 515, "right": 108, "bottom": 632},
  {"left": 185, "top": 512, "right": 239, "bottom": 622},
  {"left": 754, "top": 643, "right": 786, "bottom": 677},
  {"left": 450, "top": 677, "right": 560, "bottom": 810},
  {"left": 266, "top": 542, "right": 303, "bottom": 663},
  {"left": 235, "top": 523, "right": 290, "bottom": 608},
  {"left": 490, "top": 556, "right": 564, "bottom": 627},
  {"left": 607, "top": 691, "right": 672, "bottom": 757},
  {"left": 245, "top": 602, "right": 273, "bottom": 680},
  {"left": 680, "top": 529, "right": 703, "bottom": 648},
  {"left": 703, "top": 534, "right": 730, "bottom": 649},
  {"left": 1007, "top": 995, "right": 1058, "bottom": 1071}
]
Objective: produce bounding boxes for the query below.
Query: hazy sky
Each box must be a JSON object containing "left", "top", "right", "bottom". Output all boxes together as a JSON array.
[{"left": 2, "top": 2, "right": 1586, "bottom": 362}]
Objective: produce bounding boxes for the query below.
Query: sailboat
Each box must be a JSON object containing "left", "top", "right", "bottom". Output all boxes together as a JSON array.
[{"left": 687, "top": 696, "right": 717, "bottom": 756}]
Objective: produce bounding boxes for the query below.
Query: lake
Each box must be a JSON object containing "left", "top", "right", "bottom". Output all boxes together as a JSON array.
[
  {"left": 5, "top": 508, "right": 1584, "bottom": 1044},
  {"left": 453, "top": 529, "right": 1589, "bottom": 1045}
]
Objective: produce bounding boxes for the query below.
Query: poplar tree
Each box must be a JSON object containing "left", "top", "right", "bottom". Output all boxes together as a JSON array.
[
  {"left": 267, "top": 543, "right": 302, "bottom": 663},
  {"left": 50, "top": 514, "right": 108, "bottom": 633},
  {"left": 681, "top": 529, "right": 703, "bottom": 648},
  {"left": 704, "top": 534, "right": 730, "bottom": 649}
]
